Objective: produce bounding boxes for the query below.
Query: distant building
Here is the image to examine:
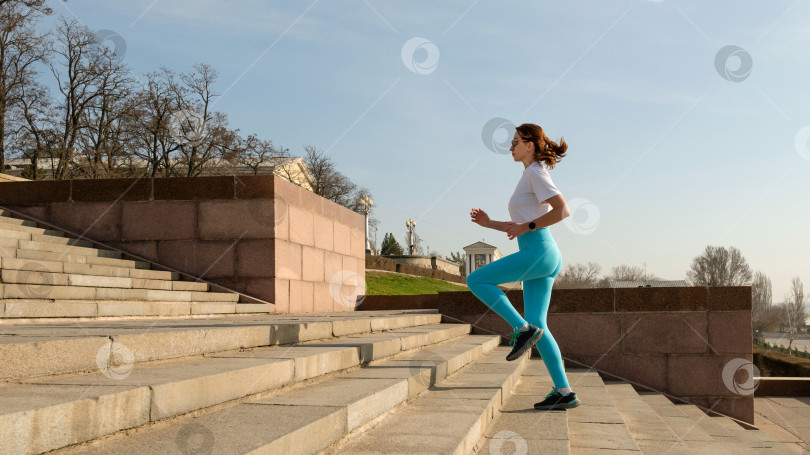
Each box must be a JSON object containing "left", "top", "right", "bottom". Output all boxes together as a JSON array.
[
  {"left": 609, "top": 280, "right": 689, "bottom": 288},
  {"left": 463, "top": 241, "right": 521, "bottom": 290}
]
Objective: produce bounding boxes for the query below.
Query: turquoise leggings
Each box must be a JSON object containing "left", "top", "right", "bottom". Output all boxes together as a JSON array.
[{"left": 466, "top": 227, "right": 569, "bottom": 388}]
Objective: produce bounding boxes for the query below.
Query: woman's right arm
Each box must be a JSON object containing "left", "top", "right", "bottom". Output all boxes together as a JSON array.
[
  {"left": 487, "top": 220, "right": 508, "bottom": 232},
  {"left": 470, "top": 208, "right": 507, "bottom": 232}
]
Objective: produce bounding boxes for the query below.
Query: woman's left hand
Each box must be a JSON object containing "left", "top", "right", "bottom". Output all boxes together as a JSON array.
[{"left": 504, "top": 221, "right": 528, "bottom": 240}]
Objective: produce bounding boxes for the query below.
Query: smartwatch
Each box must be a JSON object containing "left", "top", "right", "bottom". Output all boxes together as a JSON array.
[{"left": 528, "top": 222, "right": 536, "bottom": 230}]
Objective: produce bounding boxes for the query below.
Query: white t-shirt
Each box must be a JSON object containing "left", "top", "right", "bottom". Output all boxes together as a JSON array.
[{"left": 508, "top": 161, "right": 561, "bottom": 223}]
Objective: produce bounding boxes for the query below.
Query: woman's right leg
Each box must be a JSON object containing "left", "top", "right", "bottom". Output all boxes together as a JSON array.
[
  {"left": 465, "top": 254, "right": 528, "bottom": 329},
  {"left": 466, "top": 244, "right": 561, "bottom": 330}
]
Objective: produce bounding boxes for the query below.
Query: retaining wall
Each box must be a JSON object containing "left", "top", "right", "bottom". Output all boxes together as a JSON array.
[
  {"left": 0, "top": 175, "right": 366, "bottom": 313},
  {"left": 359, "top": 286, "right": 755, "bottom": 423}
]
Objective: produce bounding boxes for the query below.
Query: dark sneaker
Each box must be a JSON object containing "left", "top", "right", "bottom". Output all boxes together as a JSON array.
[
  {"left": 534, "top": 387, "right": 580, "bottom": 410},
  {"left": 505, "top": 325, "right": 543, "bottom": 361}
]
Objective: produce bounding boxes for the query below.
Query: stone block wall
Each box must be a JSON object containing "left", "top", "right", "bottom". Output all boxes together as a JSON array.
[
  {"left": 358, "top": 286, "right": 755, "bottom": 423},
  {"left": 0, "top": 175, "right": 366, "bottom": 313}
]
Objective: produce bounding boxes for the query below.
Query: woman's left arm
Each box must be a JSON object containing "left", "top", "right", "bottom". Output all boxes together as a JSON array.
[{"left": 504, "top": 194, "right": 571, "bottom": 240}]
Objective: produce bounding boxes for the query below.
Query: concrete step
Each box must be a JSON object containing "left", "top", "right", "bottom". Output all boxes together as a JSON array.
[
  {"left": 674, "top": 403, "right": 794, "bottom": 454},
  {"left": 638, "top": 392, "right": 718, "bottom": 454},
  {"left": 754, "top": 397, "right": 809, "bottom": 449},
  {"left": 0, "top": 256, "right": 180, "bottom": 281},
  {"left": 1, "top": 237, "right": 123, "bottom": 259},
  {"left": 9, "top": 247, "right": 151, "bottom": 270},
  {"left": 1, "top": 268, "right": 205, "bottom": 292},
  {"left": 0, "top": 311, "right": 443, "bottom": 381},
  {"left": 1, "top": 322, "right": 475, "bottom": 455},
  {"left": 0, "top": 283, "right": 237, "bottom": 302},
  {"left": 475, "top": 358, "right": 570, "bottom": 454},
  {"left": 0, "top": 226, "right": 94, "bottom": 248},
  {"left": 0, "top": 216, "right": 67, "bottom": 237},
  {"left": 639, "top": 393, "right": 802, "bottom": 454},
  {"left": 0, "top": 299, "right": 266, "bottom": 319},
  {"left": 604, "top": 382, "right": 690, "bottom": 454},
  {"left": 562, "top": 370, "right": 641, "bottom": 454},
  {"left": 0, "top": 212, "right": 38, "bottom": 228},
  {"left": 325, "top": 344, "right": 526, "bottom": 455}
]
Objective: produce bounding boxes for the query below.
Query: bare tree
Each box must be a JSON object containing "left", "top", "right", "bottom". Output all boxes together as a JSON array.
[
  {"left": 686, "top": 245, "right": 752, "bottom": 287},
  {"left": 554, "top": 262, "right": 602, "bottom": 289},
  {"left": 50, "top": 18, "right": 116, "bottom": 179},
  {"left": 232, "top": 133, "right": 287, "bottom": 174},
  {"left": 74, "top": 46, "right": 137, "bottom": 178},
  {"left": 168, "top": 63, "right": 235, "bottom": 177},
  {"left": 298, "top": 145, "right": 357, "bottom": 206},
  {"left": 0, "top": 0, "right": 51, "bottom": 172},
  {"left": 129, "top": 69, "right": 181, "bottom": 177},
  {"left": 752, "top": 271, "right": 773, "bottom": 334},
  {"left": 12, "top": 77, "right": 53, "bottom": 179},
  {"left": 784, "top": 277, "right": 806, "bottom": 350}
]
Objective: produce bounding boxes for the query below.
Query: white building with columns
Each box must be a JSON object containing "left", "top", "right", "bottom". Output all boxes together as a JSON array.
[{"left": 462, "top": 241, "right": 522, "bottom": 290}]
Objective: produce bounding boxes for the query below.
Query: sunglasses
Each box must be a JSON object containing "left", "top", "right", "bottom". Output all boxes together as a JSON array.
[{"left": 511, "top": 139, "right": 530, "bottom": 147}]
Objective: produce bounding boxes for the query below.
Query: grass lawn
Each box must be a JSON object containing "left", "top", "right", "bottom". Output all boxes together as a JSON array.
[{"left": 365, "top": 271, "right": 468, "bottom": 295}]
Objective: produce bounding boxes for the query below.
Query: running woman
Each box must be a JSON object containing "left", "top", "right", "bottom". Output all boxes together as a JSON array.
[{"left": 467, "top": 123, "right": 579, "bottom": 410}]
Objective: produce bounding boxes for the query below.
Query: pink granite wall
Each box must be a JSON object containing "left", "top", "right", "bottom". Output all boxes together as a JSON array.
[
  {"left": 359, "top": 286, "right": 755, "bottom": 424},
  {"left": 0, "top": 175, "right": 366, "bottom": 313}
]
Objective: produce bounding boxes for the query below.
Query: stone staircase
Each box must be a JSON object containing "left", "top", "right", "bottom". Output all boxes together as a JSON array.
[
  {"left": 0, "top": 209, "right": 269, "bottom": 318},
  {"left": 1, "top": 208, "right": 807, "bottom": 454},
  {"left": 4, "top": 313, "right": 803, "bottom": 455}
]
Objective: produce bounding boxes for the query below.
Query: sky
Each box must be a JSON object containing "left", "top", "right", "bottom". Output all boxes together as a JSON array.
[{"left": 39, "top": 0, "right": 810, "bottom": 302}]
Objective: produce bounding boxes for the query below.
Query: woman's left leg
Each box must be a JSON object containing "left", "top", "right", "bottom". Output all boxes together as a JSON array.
[{"left": 523, "top": 254, "right": 569, "bottom": 388}]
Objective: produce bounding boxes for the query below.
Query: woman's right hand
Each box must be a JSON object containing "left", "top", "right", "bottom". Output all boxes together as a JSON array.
[{"left": 470, "top": 208, "right": 490, "bottom": 228}]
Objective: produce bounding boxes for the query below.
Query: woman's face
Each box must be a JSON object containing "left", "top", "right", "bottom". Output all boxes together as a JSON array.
[{"left": 510, "top": 132, "right": 533, "bottom": 163}]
